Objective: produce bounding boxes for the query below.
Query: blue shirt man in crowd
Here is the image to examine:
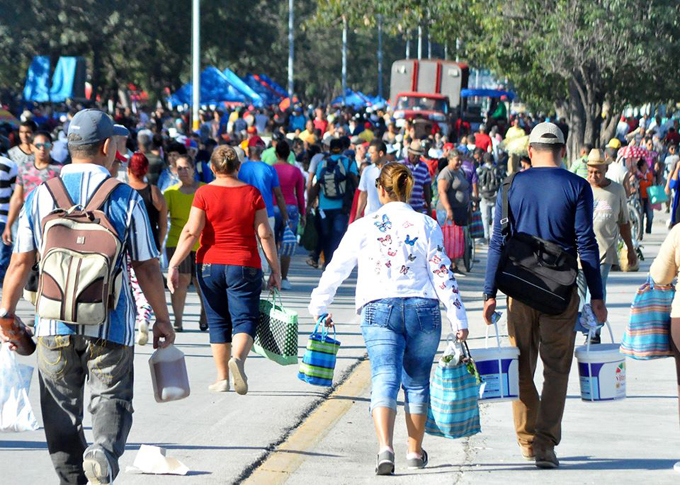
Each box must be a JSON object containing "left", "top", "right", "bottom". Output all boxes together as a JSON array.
[{"left": 482, "top": 122, "right": 607, "bottom": 470}]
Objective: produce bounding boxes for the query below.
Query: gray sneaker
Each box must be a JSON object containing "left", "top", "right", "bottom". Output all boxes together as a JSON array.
[
  {"left": 406, "top": 449, "right": 429, "bottom": 470},
  {"left": 83, "top": 449, "right": 112, "bottom": 484},
  {"left": 375, "top": 450, "right": 395, "bottom": 475}
]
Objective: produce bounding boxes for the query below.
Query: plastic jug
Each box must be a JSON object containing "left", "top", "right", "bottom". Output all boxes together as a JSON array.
[{"left": 149, "top": 345, "right": 190, "bottom": 403}]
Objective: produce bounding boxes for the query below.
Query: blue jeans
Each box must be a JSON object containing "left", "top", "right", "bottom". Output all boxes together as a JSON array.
[
  {"left": 361, "top": 297, "right": 442, "bottom": 415},
  {"left": 318, "top": 209, "right": 349, "bottom": 266},
  {"left": 196, "top": 264, "right": 262, "bottom": 344},
  {"left": 274, "top": 204, "right": 300, "bottom": 244},
  {"left": 0, "top": 221, "right": 12, "bottom": 283},
  {"left": 641, "top": 197, "right": 653, "bottom": 233}
]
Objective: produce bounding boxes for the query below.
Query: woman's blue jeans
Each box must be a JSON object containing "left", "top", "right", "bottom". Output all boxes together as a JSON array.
[{"left": 361, "top": 297, "right": 442, "bottom": 416}]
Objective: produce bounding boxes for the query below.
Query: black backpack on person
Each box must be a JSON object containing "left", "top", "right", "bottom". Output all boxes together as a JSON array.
[
  {"left": 494, "top": 173, "right": 578, "bottom": 315},
  {"left": 478, "top": 165, "right": 500, "bottom": 199}
]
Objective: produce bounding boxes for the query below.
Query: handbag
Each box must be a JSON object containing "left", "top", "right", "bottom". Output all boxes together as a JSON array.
[
  {"left": 425, "top": 338, "right": 481, "bottom": 439},
  {"left": 442, "top": 222, "right": 465, "bottom": 260},
  {"left": 494, "top": 173, "right": 578, "bottom": 315},
  {"left": 470, "top": 210, "right": 484, "bottom": 239},
  {"left": 647, "top": 185, "right": 669, "bottom": 205},
  {"left": 280, "top": 225, "right": 297, "bottom": 257},
  {"left": 0, "top": 344, "right": 39, "bottom": 432},
  {"left": 253, "top": 290, "right": 299, "bottom": 366},
  {"left": 620, "top": 276, "right": 675, "bottom": 359},
  {"left": 299, "top": 213, "right": 318, "bottom": 251},
  {"left": 298, "top": 317, "right": 341, "bottom": 387}
]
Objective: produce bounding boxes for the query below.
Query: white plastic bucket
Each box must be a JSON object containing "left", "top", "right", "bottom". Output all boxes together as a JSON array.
[
  {"left": 470, "top": 321, "right": 520, "bottom": 402},
  {"left": 574, "top": 322, "right": 626, "bottom": 402}
]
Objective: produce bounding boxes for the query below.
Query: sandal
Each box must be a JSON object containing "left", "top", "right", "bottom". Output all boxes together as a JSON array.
[{"left": 306, "top": 257, "right": 319, "bottom": 269}]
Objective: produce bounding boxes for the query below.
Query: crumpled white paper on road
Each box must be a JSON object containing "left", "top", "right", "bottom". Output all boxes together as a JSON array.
[{"left": 126, "top": 445, "right": 190, "bottom": 476}]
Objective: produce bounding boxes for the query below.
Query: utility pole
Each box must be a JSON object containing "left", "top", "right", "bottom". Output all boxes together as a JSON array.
[
  {"left": 455, "top": 38, "right": 460, "bottom": 62},
  {"left": 418, "top": 25, "right": 422, "bottom": 60},
  {"left": 406, "top": 31, "right": 411, "bottom": 59},
  {"left": 288, "top": 0, "right": 294, "bottom": 100},
  {"left": 378, "top": 14, "right": 383, "bottom": 99},
  {"left": 192, "top": 0, "right": 200, "bottom": 131},
  {"left": 342, "top": 16, "right": 348, "bottom": 105}
]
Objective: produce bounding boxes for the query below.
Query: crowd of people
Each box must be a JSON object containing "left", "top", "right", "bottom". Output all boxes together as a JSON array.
[{"left": 1, "top": 100, "right": 680, "bottom": 483}]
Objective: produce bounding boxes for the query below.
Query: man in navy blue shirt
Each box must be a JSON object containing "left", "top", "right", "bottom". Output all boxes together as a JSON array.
[{"left": 482, "top": 123, "right": 607, "bottom": 469}]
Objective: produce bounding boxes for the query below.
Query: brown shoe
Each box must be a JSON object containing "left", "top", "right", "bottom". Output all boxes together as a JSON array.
[
  {"left": 519, "top": 444, "right": 535, "bottom": 461},
  {"left": 535, "top": 447, "right": 559, "bottom": 469}
]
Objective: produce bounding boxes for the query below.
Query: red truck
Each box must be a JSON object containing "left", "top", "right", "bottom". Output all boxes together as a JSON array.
[{"left": 390, "top": 59, "right": 469, "bottom": 138}]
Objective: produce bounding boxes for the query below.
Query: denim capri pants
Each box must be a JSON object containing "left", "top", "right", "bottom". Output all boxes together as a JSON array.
[
  {"left": 361, "top": 297, "right": 442, "bottom": 415},
  {"left": 196, "top": 263, "right": 262, "bottom": 344}
]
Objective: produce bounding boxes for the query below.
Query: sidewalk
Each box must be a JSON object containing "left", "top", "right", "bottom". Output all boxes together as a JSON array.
[{"left": 250, "top": 215, "right": 680, "bottom": 485}]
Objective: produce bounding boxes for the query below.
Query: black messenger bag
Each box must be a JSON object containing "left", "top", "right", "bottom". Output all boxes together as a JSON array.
[{"left": 494, "top": 174, "right": 578, "bottom": 315}]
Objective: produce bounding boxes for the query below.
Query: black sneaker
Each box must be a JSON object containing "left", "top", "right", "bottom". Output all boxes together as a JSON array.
[{"left": 535, "top": 448, "right": 559, "bottom": 469}]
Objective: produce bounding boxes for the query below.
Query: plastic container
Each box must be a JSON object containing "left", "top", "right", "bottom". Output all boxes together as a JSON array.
[
  {"left": 469, "top": 320, "right": 520, "bottom": 402},
  {"left": 149, "top": 345, "right": 190, "bottom": 403},
  {"left": 0, "top": 315, "right": 36, "bottom": 356},
  {"left": 575, "top": 322, "right": 626, "bottom": 402}
]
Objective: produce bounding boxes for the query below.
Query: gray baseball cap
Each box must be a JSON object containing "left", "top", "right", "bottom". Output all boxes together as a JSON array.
[
  {"left": 67, "top": 109, "right": 128, "bottom": 146},
  {"left": 529, "top": 122, "right": 565, "bottom": 145}
]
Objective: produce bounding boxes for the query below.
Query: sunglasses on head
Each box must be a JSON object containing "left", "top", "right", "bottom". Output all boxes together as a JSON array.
[{"left": 34, "top": 142, "right": 52, "bottom": 150}]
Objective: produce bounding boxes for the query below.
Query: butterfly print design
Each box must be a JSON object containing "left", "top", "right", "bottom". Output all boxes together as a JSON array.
[
  {"left": 402, "top": 221, "right": 414, "bottom": 229},
  {"left": 451, "top": 287, "right": 459, "bottom": 294},
  {"left": 405, "top": 235, "right": 418, "bottom": 246},
  {"left": 437, "top": 245, "right": 444, "bottom": 252},
  {"left": 374, "top": 214, "right": 392, "bottom": 233},
  {"left": 378, "top": 235, "right": 392, "bottom": 246},
  {"left": 385, "top": 261, "right": 392, "bottom": 268},
  {"left": 400, "top": 265, "right": 410, "bottom": 275},
  {"left": 439, "top": 282, "right": 447, "bottom": 289},
  {"left": 453, "top": 300, "right": 462, "bottom": 309},
  {"left": 387, "top": 249, "right": 397, "bottom": 257},
  {"left": 430, "top": 255, "right": 442, "bottom": 265},
  {"left": 408, "top": 254, "right": 416, "bottom": 262}
]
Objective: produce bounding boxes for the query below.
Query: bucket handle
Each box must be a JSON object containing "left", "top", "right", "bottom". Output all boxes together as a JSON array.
[
  {"left": 484, "top": 321, "right": 506, "bottom": 399},
  {"left": 585, "top": 321, "right": 615, "bottom": 402}
]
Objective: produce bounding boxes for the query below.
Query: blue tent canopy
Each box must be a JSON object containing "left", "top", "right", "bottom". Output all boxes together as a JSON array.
[
  {"left": 169, "top": 67, "right": 248, "bottom": 106},
  {"left": 258, "top": 74, "right": 288, "bottom": 98},
  {"left": 460, "top": 88, "right": 516, "bottom": 100},
  {"left": 23, "top": 56, "right": 51, "bottom": 102},
  {"left": 221, "top": 68, "right": 263, "bottom": 107},
  {"left": 242, "top": 74, "right": 280, "bottom": 106},
  {"left": 331, "top": 89, "right": 387, "bottom": 109}
]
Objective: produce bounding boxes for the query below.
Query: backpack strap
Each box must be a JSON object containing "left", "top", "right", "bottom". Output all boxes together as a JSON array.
[
  {"left": 44, "top": 177, "right": 75, "bottom": 210},
  {"left": 84, "top": 178, "right": 122, "bottom": 212},
  {"left": 500, "top": 172, "right": 518, "bottom": 238}
]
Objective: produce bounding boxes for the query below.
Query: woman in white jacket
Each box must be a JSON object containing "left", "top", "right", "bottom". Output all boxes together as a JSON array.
[{"left": 309, "top": 162, "right": 469, "bottom": 475}]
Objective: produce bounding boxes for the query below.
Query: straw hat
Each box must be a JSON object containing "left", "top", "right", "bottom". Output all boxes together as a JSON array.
[
  {"left": 407, "top": 139, "right": 424, "bottom": 156},
  {"left": 586, "top": 148, "right": 610, "bottom": 166}
]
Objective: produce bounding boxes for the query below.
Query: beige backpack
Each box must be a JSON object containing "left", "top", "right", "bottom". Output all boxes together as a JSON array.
[{"left": 34, "top": 177, "right": 124, "bottom": 325}]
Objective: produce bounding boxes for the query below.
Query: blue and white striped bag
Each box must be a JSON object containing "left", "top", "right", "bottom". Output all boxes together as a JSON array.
[
  {"left": 426, "top": 341, "right": 481, "bottom": 439},
  {"left": 298, "top": 318, "right": 341, "bottom": 387},
  {"left": 280, "top": 225, "right": 297, "bottom": 257},
  {"left": 621, "top": 276, "right": 675, "bottom": 360}
]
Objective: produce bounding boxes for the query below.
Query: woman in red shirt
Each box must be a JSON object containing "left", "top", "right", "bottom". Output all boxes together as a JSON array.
[
  {"left": 637, "top": 158, "right": 654, "bottom": 235},
  {"left": 168, "top": 146, "right": 281, "bottom": 395}
]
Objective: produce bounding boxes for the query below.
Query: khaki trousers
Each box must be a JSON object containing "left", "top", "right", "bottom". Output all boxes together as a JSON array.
[{"left": 506, "top": 288, "right": 579, "bottom": 450}]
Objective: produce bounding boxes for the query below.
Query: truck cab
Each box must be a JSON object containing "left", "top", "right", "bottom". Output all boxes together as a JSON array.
[{"left": 393, "top": 93, "right": 450, "bottom": 137}]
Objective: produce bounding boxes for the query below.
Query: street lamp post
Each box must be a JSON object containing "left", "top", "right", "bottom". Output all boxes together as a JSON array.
[
  {"left": 288, "top": 0, "right": 294, "bottom": 100},
  {"left": 342, "top": 16, "right": 347, "bottom": 105},
  {"left": 378, "top": 14, "right": 383, "bottom": 100},
  {"left": 192, "top": 0, "right": 200, "bottom": 131}
]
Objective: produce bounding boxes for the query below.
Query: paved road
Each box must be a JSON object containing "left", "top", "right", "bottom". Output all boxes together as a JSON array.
[{"left": 1, "top": 215, "right": 679, "bottom": 484}]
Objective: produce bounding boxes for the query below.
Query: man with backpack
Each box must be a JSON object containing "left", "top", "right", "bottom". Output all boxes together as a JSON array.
[
  {"left": 482, "top": 123, "right": 606, "bottom": 470},
  {"left": 477, "top": 153, "right": 501, "bottom": 243},
  {"left": 308, "top": 138, "right": 358, "bottom": 267},
  {"left": 0, "top": 109, "right": 175, "bottom": 485}
]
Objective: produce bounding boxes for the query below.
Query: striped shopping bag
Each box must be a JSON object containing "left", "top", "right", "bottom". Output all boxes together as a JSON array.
[
  {"left": 470, "top": 210, "right": 484, "bottom": 239},
  {"left": 425, "top": 352, "right": 481, "bottom": 439},
  {"left": 279, "top": 225, "right": 297, "bottom": 257},
  {"left": 620, "top": 276, "right": 675, "bottom": 360},
  {"left": 298, "top": 318, "right": 341, "bottom": 387}
]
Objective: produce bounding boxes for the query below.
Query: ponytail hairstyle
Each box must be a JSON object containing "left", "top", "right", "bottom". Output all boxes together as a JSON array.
[
  {"left": 377, "top": 162, "right": 414, "bottom": 203},
  {"left": 210, "top": 145, "right": 240, "bottom": 175}
]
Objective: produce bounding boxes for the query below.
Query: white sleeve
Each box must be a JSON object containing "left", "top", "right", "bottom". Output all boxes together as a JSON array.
[
  {"left": 358, "top": 169, "right": 369, "bottom": 192},
  {"left": 425, "top": 221, "right": 468, "bottom": 331},
  {"left": 308, "top": 222, "right": 362, "bottom": 317}
]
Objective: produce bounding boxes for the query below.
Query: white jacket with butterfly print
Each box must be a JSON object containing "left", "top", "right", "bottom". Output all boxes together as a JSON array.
[{"left": 309, "top": 201, "right": 468, "bottom": 331}]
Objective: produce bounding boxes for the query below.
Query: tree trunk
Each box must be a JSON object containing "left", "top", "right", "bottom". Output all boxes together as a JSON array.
[
  {"left": 90, "top": 43, "right": 103, "bottom": 103},
  {"left": 599, "top": 111, "right": 621, "bottom": 147}
]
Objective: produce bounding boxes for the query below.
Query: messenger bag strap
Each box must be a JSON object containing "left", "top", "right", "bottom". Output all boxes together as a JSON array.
[
  {"left": 44, "top": 177, "right": 75, "bottom": 210},
  {"left": 84, "top": 178, "right": 122, "bottom": 212},
  {"left": 500, "top": 172, "right": 518, "bottom": 238}
]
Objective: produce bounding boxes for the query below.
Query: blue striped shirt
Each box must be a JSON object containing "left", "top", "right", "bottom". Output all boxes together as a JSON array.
[
  {"left": 15, "top": 163, "right": 159, "bottom": 346},
  {"left": 400, "top": 159, "right": 432, "bottom": 213}
]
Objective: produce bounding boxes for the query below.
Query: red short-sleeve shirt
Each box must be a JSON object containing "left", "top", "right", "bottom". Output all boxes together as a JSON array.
[{"left": 192, "top": 184, "right": 266, "bottom": 268}]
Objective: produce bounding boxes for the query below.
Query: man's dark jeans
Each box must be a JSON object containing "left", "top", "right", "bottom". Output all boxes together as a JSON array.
[
  {"left": 318, "top": 209, "right": 349, "bottom": 266},
  {"left": 0, "top": 221, "right": 12, "bottom": 283},
  {"left": 37, "top": 335, "right": 134, "bottom": 484}
]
